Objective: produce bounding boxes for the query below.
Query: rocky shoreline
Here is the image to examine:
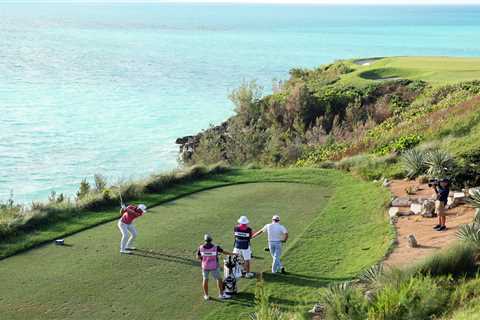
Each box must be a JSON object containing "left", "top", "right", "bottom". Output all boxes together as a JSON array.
[{"left": 175, "top": 121, "right": 229, "bottom": 163}]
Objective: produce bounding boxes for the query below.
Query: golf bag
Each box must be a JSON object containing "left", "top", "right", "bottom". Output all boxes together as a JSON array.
[{"left": 223, "top": 255, "right": 243, "bottom": 295}]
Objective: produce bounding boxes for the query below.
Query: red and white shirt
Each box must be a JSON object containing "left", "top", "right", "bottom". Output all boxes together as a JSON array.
[{"left": 120, "top": 205, "right": 144, "bottom": 224}]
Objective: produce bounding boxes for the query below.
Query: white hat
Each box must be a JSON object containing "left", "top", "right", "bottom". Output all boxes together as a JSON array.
[
  {"left": 238, "top": 216, "right": 249, "bottom": 224},
  {"left": 138, "top": 204, "right": 147, "bottom": 213},
  {"left": 272, "top": 215, "right": 280, "bottom": 221}
]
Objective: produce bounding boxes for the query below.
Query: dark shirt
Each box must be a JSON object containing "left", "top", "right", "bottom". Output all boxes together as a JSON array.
[
  {"left": 436, "top": 185, "right": 450, "bottom": 204},
  {"left": 234, "top": 225, "right": 253, "bottom": 250}
]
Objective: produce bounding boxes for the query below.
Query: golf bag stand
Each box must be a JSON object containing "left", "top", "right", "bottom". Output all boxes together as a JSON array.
[{"left": 223, "top": 255, "right": 242, "bottom": 295}]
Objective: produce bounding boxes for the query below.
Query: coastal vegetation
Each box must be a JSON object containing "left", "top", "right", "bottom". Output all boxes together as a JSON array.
[{"left": 181, "top": 57, "right": 480, "bottom": 188}]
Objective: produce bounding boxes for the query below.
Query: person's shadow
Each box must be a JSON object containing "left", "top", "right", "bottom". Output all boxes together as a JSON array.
[{"left": 132, "top": 249, "right": 200, "bottom": 267}]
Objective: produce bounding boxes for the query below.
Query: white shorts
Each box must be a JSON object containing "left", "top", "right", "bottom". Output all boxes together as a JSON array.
[{"left": 233, "top": 247, "right": 252, "bottom": 261}]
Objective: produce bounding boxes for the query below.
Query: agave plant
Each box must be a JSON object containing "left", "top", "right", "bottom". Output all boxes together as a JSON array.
[
  {"left": 402, "top": 149, "right": 427, "bottom": 178},
  {"left": 457, "top": 223, "right": 480, "bottom": 245},
  {"left": 425, "top": 150, "right": 454, "bottom": 178},
  {"left": 358, "top": 263, "right": 384, "bottom": 285},
  {"left": 468, "top": 189, "right": 480, "bottom": 210}
]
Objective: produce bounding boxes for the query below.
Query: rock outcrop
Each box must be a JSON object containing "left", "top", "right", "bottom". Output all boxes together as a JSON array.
[{"left": 175, "top": 121, "right": 229, "bottom": 163}]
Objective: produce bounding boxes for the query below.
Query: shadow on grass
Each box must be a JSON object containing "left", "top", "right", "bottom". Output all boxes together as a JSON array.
[
  {"left": 263, "top": 272, "right": 353, "bottom": 288},
  {"left": 225, "top": 291, "right": 298, "bottom": 308},
  {"left": 133, "top": 249, "right": 200, "bottom": 267}
]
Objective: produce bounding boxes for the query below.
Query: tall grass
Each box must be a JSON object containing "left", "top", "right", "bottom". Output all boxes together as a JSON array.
[
  {"left": 318, "top": 243, "right": 480, "bottom": 320},
  {"left": 249, "top": 282, "right": 303, "bottom": 320},
  {"left": 0, "top": 163, "right": 230, "bottom": 239}
]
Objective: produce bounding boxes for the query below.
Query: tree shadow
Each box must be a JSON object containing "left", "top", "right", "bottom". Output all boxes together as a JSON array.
[
  {"left": 133, "top": 249, "right": 200, "bottom": 267},
  {"left": 262, "top": 272, "right": 353, "bottom": 288}
]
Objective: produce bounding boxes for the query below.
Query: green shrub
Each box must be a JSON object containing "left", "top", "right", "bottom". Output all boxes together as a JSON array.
[
  {"left": 375, "top": 134, "right": 422, "bottom": 156},
  {"left": 450, "top": 276, "right": 480, "bottom": 308},
  {"left": 402, "top": 149, "right": 428, "bottom": 178},
  {"left": 367, "top": 275, "right": 449, "bottom": 320},
  {"left": 321, "top": 283, "right": 368, "bottom": 320},
  {"left": 144, "top": 171, "right": 177, "bottom": 193},
  {"left": 249, "top": 282, "right": 303, "bottom": 320},
  {"left": 76, "top": 178, "right": 91, "bottom": 200},
  {"left": 412, "top": 243, "right": 477, "bottom": 278},
  {"left": 94, "top": 174, "right": 107, "bottom": 192}
]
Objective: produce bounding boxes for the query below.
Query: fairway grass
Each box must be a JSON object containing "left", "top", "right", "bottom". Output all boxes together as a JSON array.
[
  {"left": 340, "top": 56, "right": 480, "bottom": 86},
  {"left": 0, "top": 169, "right": 392, "bottom": 319}
]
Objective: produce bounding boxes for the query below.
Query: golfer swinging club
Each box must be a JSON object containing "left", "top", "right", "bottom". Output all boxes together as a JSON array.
[
  {"left": 252, "top": 215, "right": 288, "bottom": 274},
  {"left": 118, "top": 203, "right": 147, "bottom": 254}
]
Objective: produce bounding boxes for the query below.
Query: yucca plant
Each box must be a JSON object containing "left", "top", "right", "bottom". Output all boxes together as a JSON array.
[
  {"left": 468, "top": 189, "right": 480, "bottom": 210},
  {"left": 401, "top": 149, "right": 427, "bottom": 178},
  {"left": 425, "top": 149, "right": 454, "bottom": 178},
  {"left": 321, "top": 282, "right": 368, "bottom": 320},
  {"left": 359, "top": 263, "right": 384, "bottom": 285},
  {"left": 457, "top": 223, "right": 480, "bottom": 245}
]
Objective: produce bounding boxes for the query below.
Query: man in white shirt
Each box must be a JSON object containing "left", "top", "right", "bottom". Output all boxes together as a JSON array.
[{"left": 252, "top": 215, "right": 288, "bottom": 274}]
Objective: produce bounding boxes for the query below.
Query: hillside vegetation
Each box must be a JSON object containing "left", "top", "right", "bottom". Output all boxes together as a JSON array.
[{"left": 183, "top": 56, "right": 480, "bottom": 187}]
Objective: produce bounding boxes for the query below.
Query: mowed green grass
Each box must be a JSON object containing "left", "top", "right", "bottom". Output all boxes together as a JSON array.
[
  {"left": 339, "top": 56, "right": 480, "bottom": 85},
  {"left": 0, "top": 169, "right": 392, "bottom": 319}
]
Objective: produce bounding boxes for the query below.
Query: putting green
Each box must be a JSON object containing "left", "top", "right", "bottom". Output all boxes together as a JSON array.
[{"left": 0, "top": 170, "right": 392, "bottom": 319}]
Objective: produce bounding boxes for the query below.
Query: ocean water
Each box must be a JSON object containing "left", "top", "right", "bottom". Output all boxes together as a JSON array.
[{"left": 1, "top": 4, "right": 480, "bottom": 203}]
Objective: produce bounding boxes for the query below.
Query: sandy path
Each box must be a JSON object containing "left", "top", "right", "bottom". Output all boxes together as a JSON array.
[{"left": 384, "top": 180, "right": 476, "bottom": 268}]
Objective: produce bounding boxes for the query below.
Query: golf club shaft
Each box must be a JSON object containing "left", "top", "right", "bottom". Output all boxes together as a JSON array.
[{"left": 119, "top": 189, "right": 124, "bottom": 208}]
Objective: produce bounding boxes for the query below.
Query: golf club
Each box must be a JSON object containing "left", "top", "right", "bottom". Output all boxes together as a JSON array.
[{"left": 119, "top": 188, "right": 125, "bottom": 208}]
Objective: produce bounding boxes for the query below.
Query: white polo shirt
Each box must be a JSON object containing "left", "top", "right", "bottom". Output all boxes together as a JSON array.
[{"left": 262, "top": 222, "right": 288, "bottom": 242}]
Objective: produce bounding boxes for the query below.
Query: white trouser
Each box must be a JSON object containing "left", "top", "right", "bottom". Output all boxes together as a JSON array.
[{"left": 118, "top": 220, "right": 137, "bottom": 251}]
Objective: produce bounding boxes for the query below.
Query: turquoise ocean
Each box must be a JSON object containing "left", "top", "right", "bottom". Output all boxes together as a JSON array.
[{"left": 1, "top": 3, "right": 480, "bottom": 203}]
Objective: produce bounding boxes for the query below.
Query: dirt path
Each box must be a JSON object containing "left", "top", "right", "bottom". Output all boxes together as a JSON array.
[{"left": 384, "top": 180, "right": 476, "bottom": 268}]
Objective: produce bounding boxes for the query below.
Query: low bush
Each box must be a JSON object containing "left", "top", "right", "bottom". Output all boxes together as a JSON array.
[
  {"left": 367, "top": 275, "right": 449, "bottom": 320},
  {"left": 412, "top": 243, "right": 477, "bottom": 278},
  {"left": 249, "top": 282, "right": 303, "bottom": 320},
  {"left": 321, "top": 282, "right": 368, "bottom": 320}
]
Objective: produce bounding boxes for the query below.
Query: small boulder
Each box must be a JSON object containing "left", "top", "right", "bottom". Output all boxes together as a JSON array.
[
  {"left": 453, "top": 192, "right": 467, "bottom": 204},
  {"left": 388, "top": 207, "right": 400, "bottom": 218},
  {"left": 421, "top": 200, "right": 436, "bottom": 218},
  {"left": 382, "top": 178, "right": 390, "bottom": 187},
  {"left": 407, "top": 234, "right": 418, "bottom": 248},
  {"left": 309, "top": 303, "right": 326, "bottom": 316},
  {"left": 410, "top": 203, "right": 422, "bottom": 215},
  {"left": 391, "top": 197, "right": 412, "bottom": 207}
]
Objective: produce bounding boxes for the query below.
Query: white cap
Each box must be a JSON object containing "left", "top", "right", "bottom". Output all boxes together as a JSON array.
[
  {"left": 238, "top": 216, "right": 249, "bottom": 224},
  {"left": 272, "top": 215, "right": 280, "bottom": 221},
  {"left": 138, "top": 204, "right": 147, "bottom": 213}
]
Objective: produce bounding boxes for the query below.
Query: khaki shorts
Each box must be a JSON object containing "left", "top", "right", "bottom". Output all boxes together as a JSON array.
[{"left": 435, "top": 200, "right": 446, "bottom": 217}]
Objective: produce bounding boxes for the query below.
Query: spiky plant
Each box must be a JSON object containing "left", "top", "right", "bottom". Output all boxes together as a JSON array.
[
  {"left": 320, "top": 282, "right": 368, "bottom": 320},
  {"left": 358, "top": 263, "right": 384, "bottom": 285},
  {"left": 468, "top": 189, "right": 480, "bottom": 210},
  {"left": 457, "top": 223, "right": 480, "bottom": 245},
  {"left": 401, "top": 149, "right": 427, "bottom": 178},
  {"left": 425, "top": 150, "right": 454, "bottom": 178}
]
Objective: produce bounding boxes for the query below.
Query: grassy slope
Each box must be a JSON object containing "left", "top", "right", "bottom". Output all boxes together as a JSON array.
[
  {"left": 0, "top": 169, "right": 392, "bottom": 320},
  {"left": 339, "top": 56, "right": 480, "bottom": 86}
]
